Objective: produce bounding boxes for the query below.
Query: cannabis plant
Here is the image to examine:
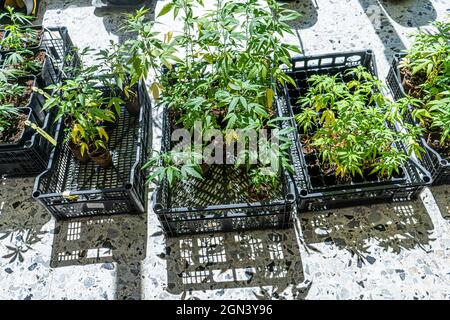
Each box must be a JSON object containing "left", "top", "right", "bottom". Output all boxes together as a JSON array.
[
  {"left": 399, "top": 20, "right": 450, "bottom": 151},
  {"left": 295, "top": 66, "right": 422, "bottom": 179},
  {"left": 145, "top": 0, "right": 300, "bottom": 192},
  {"left": 2, "top": 49, "right": 44, "bottom": 76},
  {"left": 0, "top": 7, "right": 40, "bottom": 51},
  {"left": 36, "top": 51, "right": 119, "bottom": 161},
  {"left": 0, "top": 77, "right": 26, "bottom": 107},
  {"left": 121, "top": 7, "right": 177, "bottom": 98}
]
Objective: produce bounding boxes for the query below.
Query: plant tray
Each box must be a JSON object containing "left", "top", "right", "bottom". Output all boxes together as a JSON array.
[
  {"left": 0, "top": 27, "right": 79, "bottom": 177},
  {"left": 387, "top": 53, "right": 450, "bottom": 185},
  {"left": 279, "top": 50, "right": 431, "bottom": 212},
  {"left": 32, "top": 80, "right": 152, "bottom": 220},
  {"left": 152, "top": 108, "right": 296, "bottom": 237}
]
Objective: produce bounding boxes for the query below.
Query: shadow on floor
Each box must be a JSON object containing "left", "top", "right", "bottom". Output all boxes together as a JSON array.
[
  {"left": 283, "top": 0, "right": 318, "bottom": 30},
  {"left": 379, "top": 0, "right": 437, "bottom": 28},
  {"left": 430, "top": 186, "right": 449, "bottom": 220},
  {"left": 358, "top": 0, "right": 407, "bottom": 66},
  {"left": 38, "top": 0, "right": 156, "bottom": 43},
  {"left": 50, "top": 213, "right": 147, "bottom": 300},
  {"left": 0, "top": 178, "right": 51, "bottom": 265},
  {"left": 163, "top": 227, "right": 308, "bottom": 300},
  {"left": 300, "top": 199, "right": 435, "bottom": 263}
]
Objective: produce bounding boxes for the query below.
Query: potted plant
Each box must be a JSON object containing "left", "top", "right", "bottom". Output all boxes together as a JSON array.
[
  {"left": 0, "top": 7, "right": 43, "bottom": 53},
  {"left": 144, "top": 0, "right": 301, "bottom": 236},
  {"left": 387, "top": 20, "right": 450, "bottom": 185},
  {"left": 37, "top": 58, "right": 119, "bottom": 167},
  {"left": 0, "top": 103, "right": 22, "bottom": 144},
  {"left": 282, "top": 51, "right": 431, "bottom": 212},
  {"left": 96, "top": 7, "right": 172, "bottom": 115},
  {"left": 0, "top": 22, "right": 77, "bottom": 177}
]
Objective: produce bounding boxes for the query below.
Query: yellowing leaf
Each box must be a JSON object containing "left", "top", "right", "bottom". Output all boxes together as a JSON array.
[
  {"left": 165, "top": 31, "right": 173, "bottom": 43},
  {"left": 151, "top": 82, "right": 160, "bottom": 101},
  {"left": 266, "top": 88, "right": 275, "bottom": 109},
  {"left": 98, "top": 127, "right": 109, "bottom": 141}
]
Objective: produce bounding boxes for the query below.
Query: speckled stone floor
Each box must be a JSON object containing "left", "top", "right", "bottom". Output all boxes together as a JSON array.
[{"left": 0, "top": 0, "right": 449, "bottom": 300}]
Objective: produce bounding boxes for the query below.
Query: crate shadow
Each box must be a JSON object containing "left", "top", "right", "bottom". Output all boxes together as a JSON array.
[
  {"left": 0, "top": 177, "right": 50, "bottom": 265},
  {"left": 430, "top": 186, "right": 449, "bottom": 220},
  {"left": 164, "top": 227, "right": 306, "bottom": 299},
  {"left": 379, "top": 0, "right": 437, "bottom": 28},
  {"left": 49, "top": 214, "right": 147, "bottom": 300},
  {"left": 300, "top": 199, "right": 435, "bottom": 262},
  {"left": 358, "top": 0, "right": 407, "bottom": 65}
]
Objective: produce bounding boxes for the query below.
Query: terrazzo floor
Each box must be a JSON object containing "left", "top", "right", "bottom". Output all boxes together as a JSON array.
[{"left": 0, "top": 0, "right": 449, "bottom": 300}]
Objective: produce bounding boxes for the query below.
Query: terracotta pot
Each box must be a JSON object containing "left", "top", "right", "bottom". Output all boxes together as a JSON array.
[
  {"left": 68, "top": 140, "right": 90, "bottom": 164},
  {"left": 88, "top": 147, "right": 113, "bottom": 169}
]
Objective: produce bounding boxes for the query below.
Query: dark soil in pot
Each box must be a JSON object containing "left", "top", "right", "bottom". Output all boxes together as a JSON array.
[
  {"left": 0, "top": 28, "right": 43, "bottom": 51},
  {"left": 3, "top": 50, "right": 46, "bottom": 75},
  {"left": 248, "top": 182, "right": 274, "bottom": 202},
  {"left": 88, "top": 147, "right": 113, "bottom": 169},
  {"left": 0, "top": 112, "right": 28, "bottom": 144},
  {"left": 426, "top": 131, "right": 450, "bottom": 159},
  {"left": 67, "top": 140, "right": 90, "bottom": 164}
]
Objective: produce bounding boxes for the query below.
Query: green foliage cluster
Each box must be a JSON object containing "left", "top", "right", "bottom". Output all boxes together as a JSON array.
[
  {"left": 295, "top": 66, "right": 422, "bottom": 179},
  {"left": 399, "top": 20, "right": 450, "bottom": 146},
  {"left": 145, "top": 0, "right": 301, "bottom": 192}
]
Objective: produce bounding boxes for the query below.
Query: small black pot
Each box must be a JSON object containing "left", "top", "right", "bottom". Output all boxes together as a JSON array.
[
  {"left": 88, "top": 147, "right": 113, "bottom": 169},
  {"left": 68, "top": 140, "right": 90, "bottom": 164}
]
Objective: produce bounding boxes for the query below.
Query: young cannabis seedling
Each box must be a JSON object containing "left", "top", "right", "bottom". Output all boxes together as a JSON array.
[{"left": 295, "top": 66, "right": 422, "bottom": 180}]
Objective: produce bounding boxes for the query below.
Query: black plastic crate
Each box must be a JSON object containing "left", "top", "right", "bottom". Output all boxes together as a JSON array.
[
  {"left": 32, "top": 80, "right": 152, "bottom": 220},
  {"left": 152, "top": 107, "right": 296, "bottom": 237},
  {"left": 279, "top": 50, "right": 431, "bottom": 212},
  {"left": 387, "top": 53, "right": 450, "bottom": 185},
  {"left": 0, "top": 107, "right": 35, "bottom": 147},
  {"left": 0, "top": 26, "right": 80, "bottom": 88}
]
